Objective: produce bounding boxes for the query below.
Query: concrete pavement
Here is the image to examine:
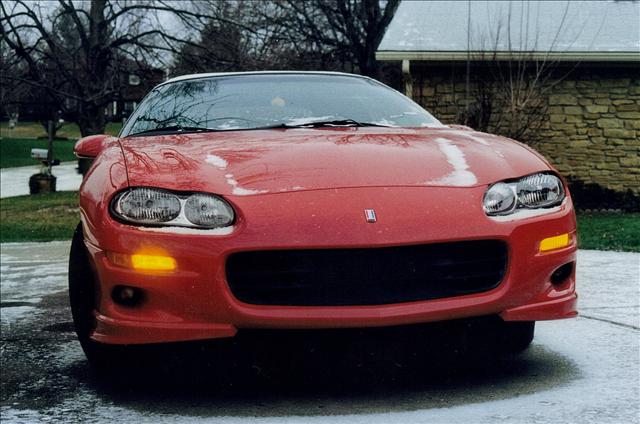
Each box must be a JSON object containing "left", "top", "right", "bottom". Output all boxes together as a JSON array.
[{"left": 0, "top": 162, "right": 83, "bottom": 198}]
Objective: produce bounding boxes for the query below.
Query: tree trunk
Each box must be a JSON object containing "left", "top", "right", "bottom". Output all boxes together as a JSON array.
[
  {"left": 39, "top": 119, "right": 67, "bottom": 139},
  {"left": 76, "top": 0, "right": 109, "bottom": 138},
  {"left": 360, "top": 46, "right": 380, "bottom": 79},
  {"left": 40, "top": 120, "right": 58, "bottom": 139},
  {"left": 77, "top": 105, "right": 106, "bottom": 137}
]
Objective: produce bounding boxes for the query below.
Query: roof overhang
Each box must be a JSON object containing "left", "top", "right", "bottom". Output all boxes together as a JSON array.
[{"left": 376, "top": 51, "right": 640, "bottom": 62}]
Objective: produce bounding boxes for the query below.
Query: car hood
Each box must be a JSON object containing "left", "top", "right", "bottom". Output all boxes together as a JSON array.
[{"left": 118, "top": 127, "right": 551, "bottom": 196}]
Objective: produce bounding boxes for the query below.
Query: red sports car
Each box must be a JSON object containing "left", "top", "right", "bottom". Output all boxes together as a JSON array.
[{"left": 70, "top": 71, "right": 577, "bottom": 366}]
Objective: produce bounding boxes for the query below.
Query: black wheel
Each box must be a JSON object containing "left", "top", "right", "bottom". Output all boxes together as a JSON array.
[
  {"left": 499, "top": 321, "right": 535, "bottom": 354},
  {"left": 69, "top": 223, "right": 119, "bottom": 368}
]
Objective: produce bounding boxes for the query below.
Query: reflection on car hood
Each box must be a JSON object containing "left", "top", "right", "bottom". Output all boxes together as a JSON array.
[{"left": 118, "top": 127, "right": 551, "bottom": 196}]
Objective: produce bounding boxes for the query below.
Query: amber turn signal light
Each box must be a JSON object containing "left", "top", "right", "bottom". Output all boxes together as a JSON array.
[
  {"left": 131, "top": 254, "right": 176, "bottom": 271},
  {"left": 539, "top": 233, "right": 571, "bottom": 252},
  {"left": 107, "top": 252, "right": 177, "bottom": 271}
]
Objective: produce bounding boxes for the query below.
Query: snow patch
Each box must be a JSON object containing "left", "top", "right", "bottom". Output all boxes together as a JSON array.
[
  {"left": 1, "top": 241, "right": 70, "bottom": 324},
  {"left": 461, "top": 132, "right": 506, "bottom": 157},
  {"left": 224, "top": 173, "right": 237, "bottom": 187},
  {"left": 489, "top": 206, "right": 563, "bottom": 222},
  {"left": 370, "top": 118, "right": 395, "bottom": 127},
  {"left": 137, "top": 226, "right": 235, "bottom": 235},
  {"left": 216, "top": 122, "right": 242, "bottom": 130},
  {"left": 284, "top": 116, "right": 336, "bottom": 126},
  {"left": 0, "top": 305, "right": 37, "bottom": 325},
  {"left": 420, "top": 122, "right": 447, "bottom": 128},
  {"left": 225, "top": 173, "right": 268, "bottom": 196},
  {"left": 232, "top": 187, "right": 268, "bottom": 196},
  {"left": 205, "top": 154, "right": 228, "bottom": 168},
  {"left": 463, "top": 133, "right": 490, "bottom": 146},
  {"left": 279, "top": 186, "right": 306, "bottom": 192},
  {"left": 425, "top": 138, "right": 478, "bottom": 187}
]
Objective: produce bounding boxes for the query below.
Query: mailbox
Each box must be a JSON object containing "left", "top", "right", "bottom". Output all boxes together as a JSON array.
[
  {"left": 30, "top": 148, "right": 60, "bottom": 166},
  {"left": 31, "top": 148, "right": 49, "bottom": 160}
]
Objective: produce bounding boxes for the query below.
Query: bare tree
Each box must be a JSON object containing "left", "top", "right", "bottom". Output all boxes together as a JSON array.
[
  {"left": 173, "top": 0, "right": 389, "bottom": 76},
  {"left": 173, "top": 1, "right": 305, "bottom": 74},
  {"left": 272, "top": 0, "right": 401, "bottom": 78},
  {"left": 460, "top": 1, "right": 578, "bottom": 143},
  {"left": 0, "top": 0, "right": 214, "bottom": 136},
  {"left": 2, "top": 0, "right": 402, "bottom": 135}
]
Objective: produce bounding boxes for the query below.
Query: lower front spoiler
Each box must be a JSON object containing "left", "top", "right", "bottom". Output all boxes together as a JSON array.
[
  {"left": 91, "top": 292, "right": 577, "bottom": 345},
  {"left": 500, "top": 292, "right": 578, "bottom": 321},
  {"left": 92, "top": 313, "right": 237, "bottom": 345}
]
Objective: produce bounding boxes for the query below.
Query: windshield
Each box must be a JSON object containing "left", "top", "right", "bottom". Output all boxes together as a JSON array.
[{"left": 121, "top": 74, "right": 441, "bottom": 137}]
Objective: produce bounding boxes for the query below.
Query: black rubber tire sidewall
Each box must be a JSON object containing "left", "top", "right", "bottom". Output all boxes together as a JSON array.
[
  {"left": 501, "top": 321, "right": 535, "bottom": 353},
  {"left": 68, "top": 223, "right": 115, "bottom": 368}
]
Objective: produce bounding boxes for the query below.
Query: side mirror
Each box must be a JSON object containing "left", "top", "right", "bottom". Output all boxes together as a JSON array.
[{"left": 74, "top": 134, "right": 111, "bottom": 159}]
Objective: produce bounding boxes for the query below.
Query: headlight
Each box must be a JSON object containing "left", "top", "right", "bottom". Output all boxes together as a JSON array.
[
  {"left": 483, "top": 173, "right": 565, "bottom": 216},
  {"left": 112, "top": 188, "right": 235, "bottom": 228},
  {"left": 483, "top": 182, "right": 516, "bottom": 215},
  {"left": 115, "top": 188, "right": 181, "bottom": 224},
  {"left": 516, "top": 173, "right": 564, "bottom": 208},
  {"left": 184, "top": 193, "right": 234, "bottom": 227}
]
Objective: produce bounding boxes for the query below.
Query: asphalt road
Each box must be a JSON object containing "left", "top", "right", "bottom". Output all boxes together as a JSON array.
[{"left": 1, "top": 241, "right": 638, "bottom": 423}]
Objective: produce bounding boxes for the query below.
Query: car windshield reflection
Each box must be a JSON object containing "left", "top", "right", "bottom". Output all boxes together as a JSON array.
[{"left": 122, "top": 74, "right": 441, "bottom": 137}]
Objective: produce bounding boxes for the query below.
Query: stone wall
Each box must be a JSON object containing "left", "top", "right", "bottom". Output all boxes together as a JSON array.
[{"left": 407, "top": 63, "right": 640, "bottom": 194}]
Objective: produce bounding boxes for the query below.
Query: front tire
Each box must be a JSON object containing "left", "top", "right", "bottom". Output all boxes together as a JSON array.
[
  {"left": 68, "top": 223, "right": 118, "bottom": 369},
  {"left": 500, "top": 321, "right": 535, "bottom": 353}
]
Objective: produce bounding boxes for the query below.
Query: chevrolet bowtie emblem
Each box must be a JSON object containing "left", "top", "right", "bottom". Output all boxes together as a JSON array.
[{"left": 364, "top": 209, "right": 377, "bottom": 223}]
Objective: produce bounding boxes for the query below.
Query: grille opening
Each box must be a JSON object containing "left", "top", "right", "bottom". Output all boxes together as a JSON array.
[{"left": 226, "top": 240, "right": 508, "bottom": 306}]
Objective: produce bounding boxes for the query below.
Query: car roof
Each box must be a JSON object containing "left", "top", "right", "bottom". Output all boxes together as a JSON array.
[{"left": 159, "top": 71, "right": 373, "bottom": 87}]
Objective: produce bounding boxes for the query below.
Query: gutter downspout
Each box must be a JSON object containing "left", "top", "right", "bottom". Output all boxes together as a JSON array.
[{"left": 402, "top": 59, "right": 413, "bottom": 99}]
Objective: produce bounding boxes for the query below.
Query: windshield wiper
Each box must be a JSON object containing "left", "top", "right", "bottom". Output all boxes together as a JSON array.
[
  {"left": 287, "top": 119, "right": 393, "bottom": 128},
  {"left": 255, "top": 119, "right": 394, "bottom": 130},
  {"left": 128, "top": 125, "right": 221, "bottom": 137},
  {"left": 128, "top": 119, "right": 394, "bottom": 136}
]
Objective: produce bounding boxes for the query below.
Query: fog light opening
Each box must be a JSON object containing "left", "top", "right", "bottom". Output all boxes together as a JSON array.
[
  {"left": 551, "top": 262, "right": 574, "bottom": 286},
  {"left": 112, "top": 285, "right": 144, "bottom": 307}
]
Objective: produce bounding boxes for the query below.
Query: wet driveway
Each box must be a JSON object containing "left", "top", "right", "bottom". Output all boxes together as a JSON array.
[{"left": 1, "top": 242, "right": 638, "bottom": 423}]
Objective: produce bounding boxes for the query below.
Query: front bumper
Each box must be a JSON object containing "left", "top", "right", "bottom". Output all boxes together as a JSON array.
[{"left": 83, "top": 186, "right": 578, "bottom": 345}]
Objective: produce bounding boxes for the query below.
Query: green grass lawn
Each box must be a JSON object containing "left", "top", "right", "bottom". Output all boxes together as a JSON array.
[
  {"left": 1, "top": 191, "right": 638, "bottom": 252},
  {"left": 0, "top": 138, "right": 77, "bottom": 168},
  {"left": 0, "top": 191, "right": 79, "bottom": 243},
  {"left": 0, "top": 121, "right": 122, "bottom": 168},
  {"left": 0, "top": 121, "right": 122, "bottom": 140},
  {"left": 577, "top": 213, "right": 640, "bottom": 252}
]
